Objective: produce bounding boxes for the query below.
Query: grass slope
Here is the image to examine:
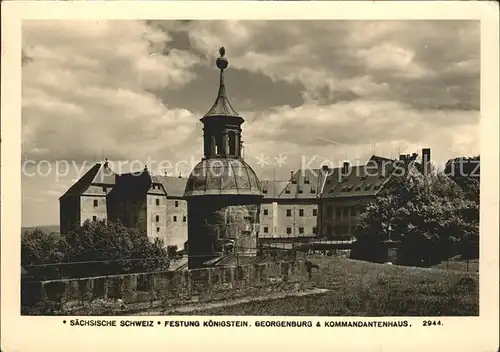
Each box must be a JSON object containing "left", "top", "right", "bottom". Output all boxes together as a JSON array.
[{"left": 185, "top": 256, "right": 479, "bottom": 316}]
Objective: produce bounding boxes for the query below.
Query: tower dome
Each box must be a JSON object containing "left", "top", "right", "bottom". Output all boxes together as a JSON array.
[{"left": 184, "top": 47, "right": 262, "bottom": 198}]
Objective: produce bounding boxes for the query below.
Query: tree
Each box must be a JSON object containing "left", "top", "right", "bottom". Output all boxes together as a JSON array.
[
  {"left": 353, "top": 167, "right": 479, "bottom": 265},
  {"left": 21, "top": 220, "right": 170, "bottom": 280}
]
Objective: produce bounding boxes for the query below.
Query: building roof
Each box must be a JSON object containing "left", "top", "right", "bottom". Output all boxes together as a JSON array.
[
  {"left": 151, "top": 175, "right": 188, "bottom": 198},
  {"left": 184, "top": 158, "right": 262, "bottom": 197},
  {"left": 258, "top": 155, "right": 418, "bottom": 200},
  {"left": 59, "top": 161, "right": 116, "bottom": 199}
]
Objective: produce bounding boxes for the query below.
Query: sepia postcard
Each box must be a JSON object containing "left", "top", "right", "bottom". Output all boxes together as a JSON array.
[{"left": 1, "top": 1, "right": 499, "bottom": 351}]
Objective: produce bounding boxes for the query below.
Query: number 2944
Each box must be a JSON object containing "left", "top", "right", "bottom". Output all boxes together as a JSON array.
[{"left": 423, "top": 320, "right": 442, "bottom": 327}]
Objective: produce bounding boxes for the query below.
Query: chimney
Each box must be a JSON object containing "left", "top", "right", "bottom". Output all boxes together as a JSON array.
[
  {"left": 422, "top": 148, "right": 431, "bottom": 174},
  {"left": 342, "top": 161, "right": 350, "bottom": 174}
]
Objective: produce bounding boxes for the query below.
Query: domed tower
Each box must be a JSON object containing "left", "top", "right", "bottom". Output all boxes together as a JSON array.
[{"left": 184, "top": 47, "right": 263, "bottom": 269}]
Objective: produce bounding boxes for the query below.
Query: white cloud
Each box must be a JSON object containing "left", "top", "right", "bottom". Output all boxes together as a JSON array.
[{"left": 22, "top": 20, "right": 200, "bottom": 163}]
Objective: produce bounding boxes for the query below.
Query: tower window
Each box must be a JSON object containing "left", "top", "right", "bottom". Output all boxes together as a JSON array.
[
  {"left": 93, "top": 199, "right": 98, "bottom": 207},
  {"left": 228, "top": 131, "right": 237, "bottom": 155}
]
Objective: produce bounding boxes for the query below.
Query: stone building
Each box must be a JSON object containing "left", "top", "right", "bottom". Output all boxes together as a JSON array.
[
  {"left": 183, "top": 47, "right": 263, "bottom": 269},
  {"left": 59, "top": 161, "right": 116, "bottom": 235},
  {"left": 259, "top": 168, "right": 328, "bottom": 239},
  {"left": 319, "top": 151, "right": 428, "bottom": 240},
  {"left": 59, "top": 161, "right": 188, "bottom": 249}
]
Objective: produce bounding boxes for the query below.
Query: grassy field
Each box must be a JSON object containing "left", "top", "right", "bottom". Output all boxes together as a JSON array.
[
  {"left": 431, "top": 257, "right": 479, "bottom": 272},
  {"left": 184, "top": 255, "right": 479, "bottom": 316}
]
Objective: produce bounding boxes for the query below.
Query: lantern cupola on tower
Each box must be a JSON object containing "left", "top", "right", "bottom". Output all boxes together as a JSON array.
[{"left": 201, "top": 47, "right": 244, "bottom": 159}]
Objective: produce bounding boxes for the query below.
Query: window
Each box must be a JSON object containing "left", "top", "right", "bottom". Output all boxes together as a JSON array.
[
  {"left": 228, "top": 131, "right": 237, "bottom": 155},
  {"left": 313, "top": 227, "right": 318, "bottom": 234},
  {"left": 173, "top": 216, "right": 177, "bottom": 222},
  {"left": 299, "top": 209, "right": 304, "bottom": 217},
  {"left": 326, "top": 205, "right": 333, "bottom": 217},
  {"left": 298, "top": 188, "right": 303, "bottom": 194},
  {"left": 156, "top": 227, "right": 160, "bottom": 233},
  {"left": 313, "top": 209, "right": 317, "bottom": 216},
  {"left": 93, "top": 199, "right": 98, "bottom": 207},
  {"left": 342, "top": 208, "right": 349, "bottom": 218},
  {"left": 286, "top": 227, "right": 292, "bottom": 234},
  {"left": 263, "top": 227, "right": 269, "bottom": 233},
  {"left": 155, "top": 199, "right": 160, "bottom": 206},
  {"left": 286, "top": 209, "right": 292, "bottom": 217},
  {"left": 175, "top": 201, "right": 179, "bottom": 207},
  {"left": 350, "top": 207, "right": 356, "bottom": 216},
  {"left": 285, "top": 188, "right": 290, "bottom": 194},
  {"left": 183, "top": 216, "right": 186, "bottom": 222},
  {"left": 292, "top": 178, "right": 297, "bottom": 184},
  {"left": 304, "top": 177, "right": 310, "bottom": 184},
  {"left": 92, "top": 216, "right": 97, "bottom": 221},
  {"left": 311, "top": 188, "right": 316, "bottom": 194},
  {"left": 299, "top": 227, "right": 304, "bottom": 234},
  {"left": 155, "top": 215, "right": 159, "bottom": 222},
  {"left": 263, "top": 209, "right": 269, "bottom": 215},
  {"left": 336, "top": 208, "right": 342, "bottom": 218},
  {"left": 102, "top": 187, "right": 107, "bottom": 192},
  {"left": 263, "top": 189, "right": 268, "bottom": 194}
]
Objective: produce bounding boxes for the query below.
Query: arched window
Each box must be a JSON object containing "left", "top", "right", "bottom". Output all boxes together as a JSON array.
[
  {"left": 211, "top": 136, "right": 217, "bottom": 156},
  {"left": 228, "top": 131, "right": 236, "bottom": 156}
]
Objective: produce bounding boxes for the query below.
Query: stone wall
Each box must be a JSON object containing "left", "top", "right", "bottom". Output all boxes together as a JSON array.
[{"left": 22, "top": 260, "right": 310, "bottom": 315}]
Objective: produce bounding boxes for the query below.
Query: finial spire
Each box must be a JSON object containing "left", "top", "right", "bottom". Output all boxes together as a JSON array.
[{"left": 202, "top": 46, "right": 239, "bottom": 118}]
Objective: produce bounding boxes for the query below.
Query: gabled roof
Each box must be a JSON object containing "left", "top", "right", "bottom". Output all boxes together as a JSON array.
[
  {"left": 151, "top": 175, "right": 188, "bottom": 198},
  {"left": 59, "top": 162, "right": 116, "bottom": 199}
]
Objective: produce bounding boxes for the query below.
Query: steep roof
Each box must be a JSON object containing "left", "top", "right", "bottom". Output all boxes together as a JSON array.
[
  {"left": 59, "top": 162, "right": 116, "bottom": 199},
  {"left": 259, "top": 155, "right": 414, "bottom": 200},
  {"left": 151, "top": 175, "right": 188, "bottom": 198}
]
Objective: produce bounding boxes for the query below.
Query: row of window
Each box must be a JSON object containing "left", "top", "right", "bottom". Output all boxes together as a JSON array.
[
  {"left": 261, "top": 208, "right": 318, "bottom": 217},
  {"left": 262, "top": 187, "right": 317, "bottom": 195},
  {"left": 154, "top": 215, "right": 186, "bottom": 222},
  {"left": 262, "top": 226, "right": 318, "bottom": 235},
  {"left": 92, "top": 199, "right": 181, "bottom": 208},
  {"left": 325, "top": 205, "right": 365, "bottom": 218}
]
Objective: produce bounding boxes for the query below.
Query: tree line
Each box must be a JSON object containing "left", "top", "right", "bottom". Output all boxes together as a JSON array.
[
  {"left": 351, "top": 160, "right": 480, "bottom": 266},
  {"left": 21, "top": 220, "right": 172, "bottom": 280}
]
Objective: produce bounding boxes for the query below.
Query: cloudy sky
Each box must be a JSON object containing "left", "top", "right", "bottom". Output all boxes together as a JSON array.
[{"left": 21, "top": 20, "right": 480, "bottom": 226}]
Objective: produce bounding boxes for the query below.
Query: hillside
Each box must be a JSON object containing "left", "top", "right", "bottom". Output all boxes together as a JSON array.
[{"left": 184, "top": 255, "right": 479, "bottom": 316}]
